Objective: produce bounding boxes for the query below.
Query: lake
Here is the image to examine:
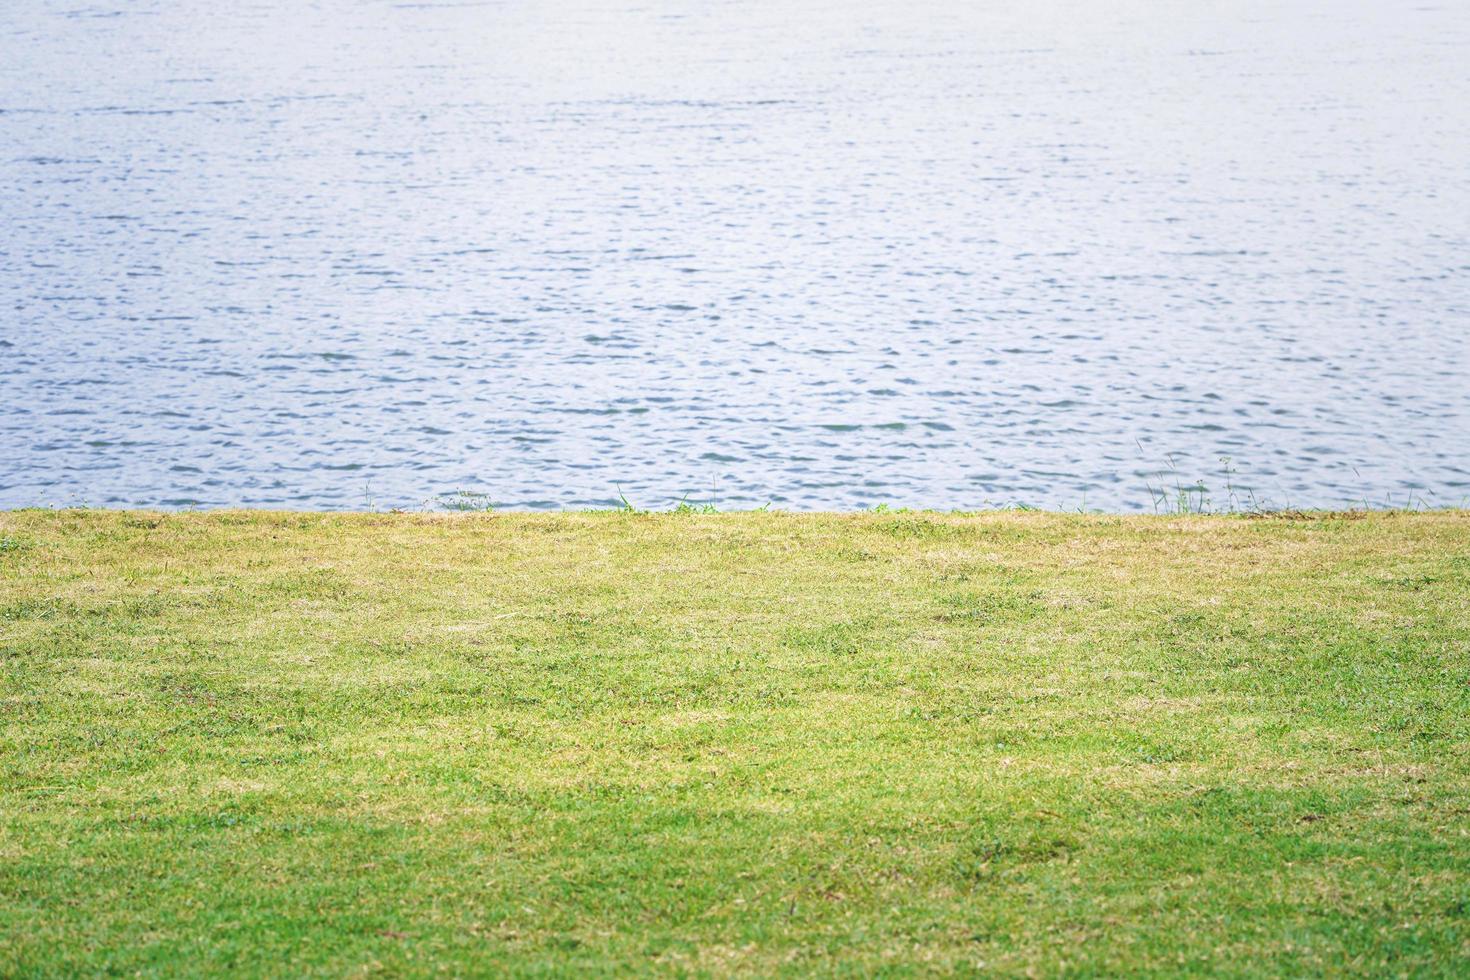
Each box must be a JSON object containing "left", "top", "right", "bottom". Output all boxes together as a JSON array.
[{"left": 2, "top": 0, "right": 1467, "bottom": 510}]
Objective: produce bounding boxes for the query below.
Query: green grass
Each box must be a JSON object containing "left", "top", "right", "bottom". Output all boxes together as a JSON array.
[{"left": 2, "top": 509, "right": 1468, "bottom": 976}]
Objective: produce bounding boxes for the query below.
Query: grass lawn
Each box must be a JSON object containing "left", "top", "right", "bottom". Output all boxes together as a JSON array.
[{"left": 2, "top": 509, "right": 1468, "bottom": 975}]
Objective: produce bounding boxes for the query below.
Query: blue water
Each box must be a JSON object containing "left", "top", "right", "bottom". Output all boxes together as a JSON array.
[{"left": 2, "top": 0, "right": 1468, "bottom": 510}]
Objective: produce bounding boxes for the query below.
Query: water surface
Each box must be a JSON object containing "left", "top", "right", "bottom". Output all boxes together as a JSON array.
[{"left": 2, "top": 0, "right": 1467, "bottom": 510}]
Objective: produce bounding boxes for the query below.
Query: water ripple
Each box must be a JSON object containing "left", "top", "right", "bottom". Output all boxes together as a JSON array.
[{"left": 1, "top": 0, "right": 1467, "bottom": 510}]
